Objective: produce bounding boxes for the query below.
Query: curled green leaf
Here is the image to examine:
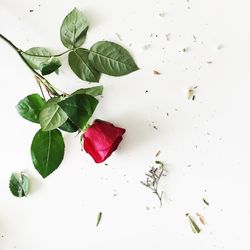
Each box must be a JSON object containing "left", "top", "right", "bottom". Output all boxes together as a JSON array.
[
  {"left": 22, "top": 47, "right": 61, "bottom": 75},
  {"left": 9, "top": 172, "right": 30, "bottom": 198}
]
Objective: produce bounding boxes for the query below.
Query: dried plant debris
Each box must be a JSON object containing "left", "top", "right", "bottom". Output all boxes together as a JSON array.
[
  {"left": 153, "top": 70, "right": 161, "bottom": 75},
  {"left": 203, "top": 198, "right": 209, "bottom": 206},
  {"left": 165, "top": 33, "right": 171, "bottom": 41},
  {"left": 96, "top": 212, "right": 102, "bottom": 227},
  {"left": 155, "top": 150, "right": 161, "bottom": 157},
  {"left": 196, "top": 213, "right": 206, "bottom": 225},
  {"left": 158, "top": 12, "right": 166, "bottom": 18},
  {"left": 142, "top": 44, "right": 151, "bottom": 50},
  {"left": 141, "top": 161, "right": 167, "bottom": 207},
  {"left": 217, "top": 44, "right": 224, "bottom": 50},
  {"left": 188, "top": 86, "right": 198, "bottom": 100},
  {"left": 115, "top": 33, "right": 122, "bottom": 41},
  {"left": 186, "top": 213, "right": 201, "bottom": 233}
]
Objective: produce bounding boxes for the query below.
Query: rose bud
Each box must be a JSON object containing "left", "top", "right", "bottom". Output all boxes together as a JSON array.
[{"left": 82, "top": 119, "right": 126, "bottom": 163}]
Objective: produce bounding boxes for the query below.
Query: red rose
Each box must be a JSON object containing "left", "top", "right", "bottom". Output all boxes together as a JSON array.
[{"left": 82, "top": 119, "right": 126, "bottom": 163}]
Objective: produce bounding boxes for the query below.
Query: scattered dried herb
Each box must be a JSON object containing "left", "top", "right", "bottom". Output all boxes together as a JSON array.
[
  {"left": 158, "top": 12, "right": 166, "bottom": 18},
  {"left": 165, "top": 33, "right": 171, "bottom": 41},
  {"left": 141, "top": 161, "right": 166, "bottom": 207},
  {"left": 142, "top": 44, "right": 151, "bottom": 50},
  {"left": 115, "top": 33, "right": 122, "bottom": 41},
  {"left": 96, "top": 212, "right": 102, "bottom": 227},
  {"left": 203, "top": 198, "right": 209, "bottom": 206},
  {"left": 196, "top": 213, "right": 206, "bottom": 225},
  {"left": 155, "top": 150, "right": 161, "bottom": 157},
  {"left": 188, "top": 86, "right": 198, "bottom": 100},
  {"left": 182, "top": 48, "right": 190, "bottom": 53},
  {"left": 153, "top": 125, "right": 158, "bottom": 130},
  {"left": 186, "top": 213, "right": 201, "bottom": 233},
  {"left": 153, "top": 70, "right": 161, "bottom": 75}
]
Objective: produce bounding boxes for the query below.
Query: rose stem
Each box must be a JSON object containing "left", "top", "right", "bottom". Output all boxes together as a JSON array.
[{"left": 0, "top": 33, "right": 60, "bottom": 97}]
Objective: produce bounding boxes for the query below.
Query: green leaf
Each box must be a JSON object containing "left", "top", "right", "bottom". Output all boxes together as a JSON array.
[
  {"left": 39, "top": 97, "right": 68, "bottom": 131},
  {"left": 22, "top": 47, "right": 61, "bottom": 75},
  {"left": 88, "top": 41, "right": 138, "bottom": 76},
  {"left": 68, "top": 49, "right": 101, "bottom": 82},
  {"left": 40, "top": 57, "right": 62, "bottom": 75},
  {"left": 58, "top": 94, "right": 98, "bottom": 129},
  {"left": 22, "top": 47, "right": 51, "bottom": 69},
  {"left": 71, "top": 85, "right": 103, "bottom": 97},
  {"left": 31, "top": 129, "right": 65, "bottom": 178},
  {"left": 16, "top": 94, "right": 46, "bottom": 123},
  {"left": 59, "top": 119, "right": 78, "bottom": 133},
  {"left": 9, "top": 172, "right": 29, "bottom": 197},
  {"left": 60, "top": 8, "right": 88, "bottom": 49}
]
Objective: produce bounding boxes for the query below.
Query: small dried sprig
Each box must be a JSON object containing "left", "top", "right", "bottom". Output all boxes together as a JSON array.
[{"left": 141, "top": 160, "right": 166, "bottom": 207}]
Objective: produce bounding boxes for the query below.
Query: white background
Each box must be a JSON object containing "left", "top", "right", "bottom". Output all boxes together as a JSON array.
[{"left": 1, "top": 0, "right": 250, "bottom": 249}]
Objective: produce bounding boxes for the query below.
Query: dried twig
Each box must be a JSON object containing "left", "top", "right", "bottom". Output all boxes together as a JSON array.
[{"left": 141, "top": 161, "right": 166, "bottom": 207}]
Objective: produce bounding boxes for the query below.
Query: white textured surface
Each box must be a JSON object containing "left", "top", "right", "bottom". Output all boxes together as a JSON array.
[{"left": 1, "top": 0, "right": 250, "bottom": 249}]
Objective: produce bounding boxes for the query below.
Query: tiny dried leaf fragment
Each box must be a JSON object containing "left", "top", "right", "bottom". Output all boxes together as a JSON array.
[
  {"left": 165, "top": 33, "right": 171, "bottom": 41},
  {"left": 182, "top": 47, "right": 190, "bottom": 52},
  {"left": 196, "top": 213, "right": 206, "bottom": 225},
  {"left": 186, "top": 213, "right": 201, "bottom": 233},
  {"left": 203, "top": 198, "right": 209, "bottom": 206},
  {"left": 96, "top": 212, "right": 102, "bottom": 227},
  {"left": 155, "top": 150, "right": 161, "bottom": 157},
  {"left": 158, "top": 12, "right": 166, "bottom": 18},
  {"left": 9, "top": 172, "right": 30, "bottom": 198},
  {"left": 115, "top": 33, "right": 122, "bottom": 41},
  {"left": 153, "top": 70, "right": 161, "bottom": 75},
  {"left": 142, "top": 44, "right": 151, "bottom": 50},
  {"left": 188, "top": 86, "right": 198, "bottom": 100},
  {"left": 141, "top": 160, "right": 166, "bottom": 207}
]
